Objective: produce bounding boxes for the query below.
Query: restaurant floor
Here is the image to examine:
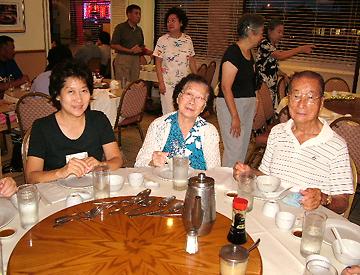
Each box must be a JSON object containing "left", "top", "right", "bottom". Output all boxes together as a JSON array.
[{"left": 2, "top": 111, "right": 359, "bottom": 225}]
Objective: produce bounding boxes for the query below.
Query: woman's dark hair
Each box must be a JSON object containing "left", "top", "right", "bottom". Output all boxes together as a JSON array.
[
  {"left": 237, "top": 13, "right": 264, "bottom": 38},
  {"left": 288, "top": 70, "right": 325, "bottom": 97},
  {"left": 46, "top": 44, "right": 73, "bottom": 71},
  {"left": 98, "top": 31, "right": 110, "bottom": 45},
  {"left": 165, "top": 7, "right": 188, "bottom": 33},
  {"left": 266, "top": 18, "right": 284, "bottom": 37},
  {"left": 49, "top": 60, "right": 93, "bottom": 110},
  {"left": 172, "top": 74, "right": 212, "bottom": 109}
]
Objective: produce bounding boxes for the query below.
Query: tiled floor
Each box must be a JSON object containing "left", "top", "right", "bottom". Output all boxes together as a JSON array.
[{"left": 3, "top": 111, "right": 359, "bottom": 225}]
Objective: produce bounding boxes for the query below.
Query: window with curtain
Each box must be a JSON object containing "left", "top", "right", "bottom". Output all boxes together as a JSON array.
[{"left": 155, "top": 0, "right": 359, "bottom": 65}]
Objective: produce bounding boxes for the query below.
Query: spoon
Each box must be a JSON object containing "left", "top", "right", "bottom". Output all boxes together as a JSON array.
[
  {"left": 129, "top": 200, "right": 182, "bottom": 218},
  {"left": 123, "top": 197, "right": 156, "bottom": 215},
  {"left": 109, "top": 189, "right": 152, "bottom": 214},
  {"left": 54, "top": 206, "right": 103, "bottom": 226},
  {"left": 247, "top": 238, "right": 261, "bottom": 253},
  {"left": 331, "top": 227, "right": 349, "bottom": 255}
]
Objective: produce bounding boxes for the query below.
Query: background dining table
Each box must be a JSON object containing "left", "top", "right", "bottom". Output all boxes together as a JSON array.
[{"left": 1, "top": 167, "right": 353, "bottom": 274}]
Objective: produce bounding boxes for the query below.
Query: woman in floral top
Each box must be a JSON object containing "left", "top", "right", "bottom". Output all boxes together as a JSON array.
[
  {"left": 153, "top": 7, "right": 197, "bottom": 115},
  {"left": 135, "top": 74, "right": 220, "bottom": 170},
  {"left": 256, "top": 18, "right": 315, "bottom": 106}
]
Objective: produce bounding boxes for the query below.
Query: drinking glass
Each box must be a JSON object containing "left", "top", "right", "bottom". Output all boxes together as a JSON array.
[
  {"left": 303, "top": 259, "right": 338, "bottom": 275},
  {"left": 300, "top": 211, "right": 327, "bottom": 257},
  {"left": 92, "top": 165, "right": 110, "bottom": 199},
  {"left": 172, "top": 156, "right": 189, "bottom": 191},
  {"left": 17, "top": 184, "right": 39, "bottom": 229},
  {"left": 219, "top": 244, "right": 249, "bottom": 275},
  {"left": 237, "top": 173, "right": 256, "bottom": 212}
]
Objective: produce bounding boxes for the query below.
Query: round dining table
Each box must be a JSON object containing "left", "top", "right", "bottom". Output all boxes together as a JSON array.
[{"left": 2, "top": 167, "right": 352, "bottom": 274}]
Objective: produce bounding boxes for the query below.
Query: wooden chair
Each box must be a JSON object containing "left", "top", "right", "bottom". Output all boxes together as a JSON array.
[
  {"left": 344, "top": 158, "right": 358, "bottom": 219},
  {"left": 277, "top": 106, "right": 291, "bottom": 124},
  {"left": 205, "top": 61, "right": 216, "bottom": 86},
  {"left": 21, "top": 127, "right": 31, "bottom": 174},
  {"left": 325, "top": 77, "right": 350, "bottom": 93},
  {"left": 258, "top": 83, "right": 275, "bottom": 124},
  {"left": 15, "top": 92, "right": 57, "bottom": 137},
  {"left": 114, "top": 80, "right": 147, "bottom": 145},
  {"left": 197, "top": 63, "right": 207, "bottom": 78}
]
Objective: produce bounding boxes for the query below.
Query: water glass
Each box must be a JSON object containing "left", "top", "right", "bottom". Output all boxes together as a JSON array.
[
  {"left": 237, "top": 173, "right": 256, "bottom": 212},
  {"left": 303, "top": 259, "right": 338, "bottom": 275},
  {"left": 300, "top": 211, "right": 327, "bottom": 257},
  {"left": 17, "top": 184, "right": 39, "bottom": 229},
  {"left": 172, "top": 156, "right": 189, "bottom": 191},
  {"left": 92, "top": 165, "right": 110, "bottom": 199}
]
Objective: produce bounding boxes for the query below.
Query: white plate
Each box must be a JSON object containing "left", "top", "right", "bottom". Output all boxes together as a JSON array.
[
  {"left": 0, "top": 198, "right": 17, "bottom": 229},
  {"left": 58, "top": 174, "right": 92, "bottom": 189},
  {"left": 323, "top": 218, "right": 360, "bottom": 245},
  {"left": 153, "top": 167, "right": 195, "bottom": 181},
  {"left": 253, "top": 185, "right": 290, "bottom": 201}
]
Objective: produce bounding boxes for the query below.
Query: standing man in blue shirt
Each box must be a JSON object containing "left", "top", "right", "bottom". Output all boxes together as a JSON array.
[{"left": 0, "top": 35, "right": 29, "bottom": 96}]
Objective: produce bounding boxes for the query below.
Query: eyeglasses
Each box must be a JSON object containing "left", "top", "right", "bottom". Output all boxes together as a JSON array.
[
  {"left": 289, "top": 93, "right": 322, "bottom": 105},
  {"left": 181, "top": 91, "right": 207, "bottom": 104}
]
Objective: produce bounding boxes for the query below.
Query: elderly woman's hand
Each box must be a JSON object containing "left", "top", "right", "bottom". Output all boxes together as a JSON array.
[
  {"left": 0, "top": 177, "right": 17, "bottom": 198},
  {"left": 300, "top": 44, "right": 315, "bottom": 54},
  {"left": 233, "top": 161, "right": 252, "bottom": 181},
  {"left": 300, "top": 188, "right": 322, "bottom": 211},
  {"left": 341, "top": 265, "right": 360, "bottom": 275},
  {"left": 151, "top": 151, "right": 169, "bottom": 167}
]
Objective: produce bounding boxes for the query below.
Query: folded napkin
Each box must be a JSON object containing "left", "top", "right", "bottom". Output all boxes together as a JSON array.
[
  {"left": 37, "top": 182, "right": 68, "bottom": 205},
  {"left": 282, "top": 192, "right": 303, "bottom": 208}
]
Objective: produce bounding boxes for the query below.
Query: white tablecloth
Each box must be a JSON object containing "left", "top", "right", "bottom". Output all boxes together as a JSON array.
[
  {"left": 90, "top": 89, "right": 121, "bottom": 128},
  {"left": 1, "top": 167, "right": 349, "bottom": 274}
]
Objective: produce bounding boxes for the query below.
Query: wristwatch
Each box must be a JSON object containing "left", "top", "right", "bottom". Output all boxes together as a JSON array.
[{"left": 321, "top": 193, "right": 332, "bottom": 206}]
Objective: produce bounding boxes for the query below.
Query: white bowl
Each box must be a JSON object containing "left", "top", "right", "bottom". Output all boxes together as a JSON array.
[
  {"left": 305, "top": 254, "right": 330, "bottom": 265},
  {"left": 257, "top": 175, "right": 281, "bottom": 193},
  {"left": 262, "top": 201, "right": 280, "bottom": 218},
  {"left": 128, "top": 173, "right": 144, "bottom": 188},
  {"left": 275, "top": 211, "right": 295, "bottom": 231},
  {"left": 109, "top": 175, "right": 125, "bottom": 192},
  {"left": 332, "top": 239, "right": 360, "bottom": 265}
]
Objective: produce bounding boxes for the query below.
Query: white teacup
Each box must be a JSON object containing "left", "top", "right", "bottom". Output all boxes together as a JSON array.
[
  {"left": 109, "top": 175, "right": 125, "bottom": 192},
  {"left": 66, "top": 193, "right": 83, "bottom": 207},
  {"left": 275, "top": 211, "right": 295, "bottom": 231},
  {"left": 128, "top": 173, "right": 144, "bottom": 188},
  {"left": 262, "top": 201, "right": 280, "bottom": 218}
]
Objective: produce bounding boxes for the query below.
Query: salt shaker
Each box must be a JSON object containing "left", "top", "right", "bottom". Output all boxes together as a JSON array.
[{"left": 185, "top": 229, "right": 198, "bottom": 254}]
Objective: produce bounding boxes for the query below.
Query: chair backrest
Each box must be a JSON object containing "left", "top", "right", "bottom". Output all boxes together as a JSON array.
[
  {"left": 344, "top": 157, "right": 358, "bottom": 219},
  {"left": 325, "top": 77, "right": 350, "bottom": 93},
  {"left": 197, "top": 63, "right": 207, "bottom": 78},
  {"left": 22, "top": 127, "right": 31, "bottom": 173},
  {"left": 114, "top": 79, "right": 147, "bottom": 127},
  {"left": 330, "top": 117, "right": 360, "bottom": 181},
  {"left": 252, "top": 95, "right": 267, "bottom": 132},
  {"left": 278, "top": 106, "right": 291, "bottom": 123},
  {"left": 277, "top": 75, "right": 289, "bottom": 104},
  {"left": 258, "top": 83, "right": 274, "bottom": 122},
  {"left": 204, "top": 61, "right": 216, "bottom": 85},
  {"left": 87, "top": 57, "right": 101, "bottom": 73},
  {"left": 15, "top": 92, "right": 57, "bottom": 136}
]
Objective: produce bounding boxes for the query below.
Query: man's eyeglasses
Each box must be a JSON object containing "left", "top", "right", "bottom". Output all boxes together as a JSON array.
[
  {"left": 181, "top": 91, "right": 207, "bottom": 104},
  {"left": 289, "top": 93, "right": 322, "bottom": 105}
]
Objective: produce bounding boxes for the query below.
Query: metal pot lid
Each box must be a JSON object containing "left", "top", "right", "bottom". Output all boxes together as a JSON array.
[
  {"left": 188, "top": 172, "right": 214, "bottom": 187},
  {"left": 219, "top": 244, "right": 249, "bottom": 263}
]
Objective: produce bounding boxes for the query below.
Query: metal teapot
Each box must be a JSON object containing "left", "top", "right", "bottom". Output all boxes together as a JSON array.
[{"left": 182, "top": 173, "right": 216, "bottom": 236}]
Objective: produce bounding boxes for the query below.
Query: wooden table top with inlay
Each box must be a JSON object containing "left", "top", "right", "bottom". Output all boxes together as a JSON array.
[{"left": 8, "top": 196, "right": 262, "bottom": 274}]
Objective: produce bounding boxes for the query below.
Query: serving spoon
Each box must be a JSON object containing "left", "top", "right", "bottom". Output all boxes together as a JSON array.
[
  {"left": 128, "top": 196, "right": 177, "bottom": 217},
  {"left": 331, "top": 227, "right": 350, "bottom": 255}
]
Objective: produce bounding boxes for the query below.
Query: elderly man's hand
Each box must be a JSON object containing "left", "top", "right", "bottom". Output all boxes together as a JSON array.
[
  {"left": 233, "top": 161, "right": 252, "bottom": 181},
  {"left": 300, "top": 188, "right": 322, "bottom": 210}
]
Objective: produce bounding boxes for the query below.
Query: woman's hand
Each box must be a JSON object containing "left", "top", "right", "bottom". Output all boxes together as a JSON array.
[
  {"left": 341, "top": 265, "right": 360, "bottom": 275},
  {"left": 230, "top": 116, "right": 241, "bottom": 137},
  {"left": 151, "top": 151, "right": 169, "bottom": 167},
  {"left": 57, "top": 158, "right": 90, "bottom": 179},
  {"left": 233, "top": 161, "right": 252, "bottom": 181},
  {"left": 83, "top": 157, "right": 101, "bottom": 172},
  {"left": 159, "top": 82, "right": 166, "bottom": 95},
  {"left": 300, "top": 188, "right": 322, "bottom": 210},
  {"left": 0, "top": 177, "right": 17, "bottom": 197},
  {"left": 300, "top": 44, "right": 315, "bottom": 54}
]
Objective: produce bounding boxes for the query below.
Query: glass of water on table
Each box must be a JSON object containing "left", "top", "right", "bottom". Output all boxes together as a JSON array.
[
  {"left": 172, "top": 155, "right": 189, "bottom": 191},
  {"left": 17, "top": 184, "right": 40, "bottom": 229},
  {"left": 300, "top": 211, "right": 327, "bottom": 257},
  {"left": 92, "top": 165, "right": 110, "bottom": 199}
]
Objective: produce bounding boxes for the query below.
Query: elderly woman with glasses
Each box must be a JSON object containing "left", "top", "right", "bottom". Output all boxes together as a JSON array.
[
  {"left": 135, "top": 74, "right": 220, "bottom": 170},
  {"left": 233, "top": 71, "right": 353, "bottom": 214}
]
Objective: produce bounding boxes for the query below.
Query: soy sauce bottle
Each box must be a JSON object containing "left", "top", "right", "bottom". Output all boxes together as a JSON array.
[{"left": 227, "top": 197, "right": 248, "bottom": 245}]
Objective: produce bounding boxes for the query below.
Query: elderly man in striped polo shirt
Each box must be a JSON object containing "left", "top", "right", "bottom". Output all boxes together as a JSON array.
[{"left": 234, "top": 70, "right": 353, "bottom": 214}]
